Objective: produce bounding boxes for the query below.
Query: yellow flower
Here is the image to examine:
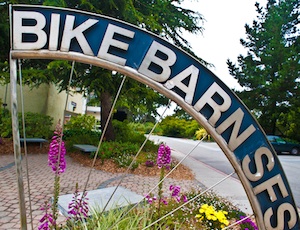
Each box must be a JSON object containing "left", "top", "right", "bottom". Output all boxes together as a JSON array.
[{"left": 195, "top": 204, "right": 230, "bottom": 228}]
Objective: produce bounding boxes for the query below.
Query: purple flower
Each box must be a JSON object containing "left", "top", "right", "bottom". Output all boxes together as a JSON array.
[
  {"left": 38, "top": 202, "right": 55, "bottom": 230},
  {"left": 239, "top": 216, "right": 258, "bottom": 230},
  {"left": 170, "top": 185, "right": 181, "bottom": 197},
  {"left": 68, "top": 187, "right": 89, "bottom": 221},
  {"left": 161, "top": 198, "right": 168, "bottom": 205},
  {"left": 157, "top": 144, "right": 171, "bottom": 169},
  {"left": 169, "top": 185, "right": 188, "bottom": 203},
  {"left": 145, "top": 195, "right": 157, "bottom": 204},
  {"left": 48, "top": 121, "right": 66, "bottom": 174},
  {"left": 145, "top": 160, "right": 155, "bottom": 167}
]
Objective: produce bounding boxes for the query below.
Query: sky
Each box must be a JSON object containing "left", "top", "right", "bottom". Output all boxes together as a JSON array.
[
  {"left": 157, "top": 0, "right": 268, "bottom": 116},
  {"left": 181, "top": 0, "right": 268, "bottom": 90}
]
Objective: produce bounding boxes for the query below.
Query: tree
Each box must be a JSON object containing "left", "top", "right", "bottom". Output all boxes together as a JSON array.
[
  {"left": 43, "top": 0, "right": 206, "bottom": 140},
  {"left": 227, "top": 0, "right": 300, "bottom": 137},
  {"left": 0, "top": 0, "right": 206, "bottom": 140}
]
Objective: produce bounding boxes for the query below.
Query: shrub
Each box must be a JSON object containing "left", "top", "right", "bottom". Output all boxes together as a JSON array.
[
  {"left": 0, "top": 111, "right": 53, "bottom": 139},
  {"left": 160, "top": 116, "right": 199, "bottom": 138},
  {"left": 128, "top": 121, "right": 163, "bottom": 135},
  {"left": 64, "top": 129, "right": 101, "bottom": 152},
  {"left": 65, "top": 114, "right": 96, "bottom": 130},
  {"left": 184, "top": 119, "right": 200, "bottom": 138},
  {"left": 114, "top": 153, "right": 139, "bottom": 170},
  {"left": 63, "top": 114, "right": 100, "bottom": 151},
  {"left": 0, "top": 114, "right": 12, "bottom": 138},
  {"left": 20, "top": 112, "right": 53, "bottom": 139},
  {"left": 113, "top": 120, "right": 158, "bottom": 152},
  {"left": 89, "top": 141, "right": 139, "bottom": 159}
]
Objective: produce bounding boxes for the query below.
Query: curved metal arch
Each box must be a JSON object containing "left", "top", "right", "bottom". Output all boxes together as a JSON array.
[{"left": 9, "top": 5, "right": 299, "bottom": 230}]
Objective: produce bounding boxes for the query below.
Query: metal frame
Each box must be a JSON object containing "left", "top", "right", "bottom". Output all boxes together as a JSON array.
[{"left": 9, "top": 5, "right": 300, "bottom": 230}]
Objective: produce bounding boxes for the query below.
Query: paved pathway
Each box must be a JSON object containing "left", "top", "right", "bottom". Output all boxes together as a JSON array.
[{"left": 0, "top": 154, "right": 199, "bottom": 230}]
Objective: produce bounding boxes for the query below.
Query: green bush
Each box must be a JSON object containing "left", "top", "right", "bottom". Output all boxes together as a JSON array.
[
  {"left": 64, "top": 114, "right": 96, "bottom": 130},
  {"left": 160, "top": 116, "right": 199, "bottom": 138},
  {"left": 90, "top": 141, "right": 139, "bottom": 159},
  {"left": 20, "top": 112, "right": 53, "bottom": 139},
  {"left": 0, "top": 111, "right": 53, "bottom": 139},
  {"left": 113, "top": 120, "right": 158, "bottom": 152},
  {"left": 64, "top": 130, "right": 101, "bottom": 152},
  {"left": 63, "top": 114, "right": 100, "bottom": 151},
  {"left": 184, "top": 119, "right": 200, "bottom": 138},
  {"left": 128, "top": 121, "right": 163, "bottom": 135},
  {"left": 114, "top": 153, "right": 139, "bottom": 170},
  {"left": 0, "top": 115, "right": 12, "bottom": 138}
]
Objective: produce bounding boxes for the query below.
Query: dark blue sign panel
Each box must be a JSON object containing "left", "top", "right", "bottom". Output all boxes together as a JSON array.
[{"left": 10, "top": 5, "right": 299, "bottom": 229}]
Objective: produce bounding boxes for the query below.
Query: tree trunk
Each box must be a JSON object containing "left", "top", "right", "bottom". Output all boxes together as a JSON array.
[{"left": 100, "top": 91, "right": 115, "bottom": 141}]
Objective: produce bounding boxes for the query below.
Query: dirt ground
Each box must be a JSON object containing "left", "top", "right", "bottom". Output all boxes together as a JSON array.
[{"left": 0, "top": 138, "right": 195, "bottom": 180}]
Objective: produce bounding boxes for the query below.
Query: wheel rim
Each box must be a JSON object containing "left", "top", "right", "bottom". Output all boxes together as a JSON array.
[
  {"left": 9, "top": 5, "right": 300, "bottom": 230},
  {"left": 291, "top": 148, "right": 299, "bottom": 155}
]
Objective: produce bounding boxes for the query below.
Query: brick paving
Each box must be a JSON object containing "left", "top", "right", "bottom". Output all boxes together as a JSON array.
[{"left": 0, "top": 154, "right": 199, "bottom": 230}]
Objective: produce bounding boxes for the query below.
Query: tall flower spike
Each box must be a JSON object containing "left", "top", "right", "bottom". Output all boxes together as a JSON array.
[
  {"left": 68, "top": 184, "right": 89, "bottom": 221},
  {"left": 48, "top": 120, "right": 66, "bottom": 174},
  {"left": 38, "top": 201, "right": 55, "bottom": 230},
  {"left": 157, "top": 144, "right": 171, "bottom": 169}
]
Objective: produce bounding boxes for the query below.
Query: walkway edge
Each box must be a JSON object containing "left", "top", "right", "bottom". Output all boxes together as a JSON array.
[{"left": 171, "top": 149, "right": 253, "bottom": 214}]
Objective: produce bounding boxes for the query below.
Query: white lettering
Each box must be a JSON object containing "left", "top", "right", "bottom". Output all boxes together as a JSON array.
[
  {"left": 242, "top": 147, "right": 274, "bottom": 181},
  {"left": 264, "top": 203, "right": 297, "bottom": 230},
  {"left": 216, "top": 108, "right": 256, "bottom": 151},
  {"left": 253, "top": 174, "right": 289, "bottom": 202},
  {"left": 60, "top": 15, "right": 98, "bottom": 55},
  {"left": 49, "top": 14, "right": 60, "bottom": 50},
  {"left": 13, "top": 11, "right": 47, "bottom": 49},
  {"left": 193, "top": 82, "right": 231, "bottom": 127},
  {"left": 138, "top": 41, "right": 176, "bottom": 82},
  {"left": 98, "top": 24, "right": 135, "bottom": 65},
  {"left": 164, "top": 65, "right": 199, "bottom": 104}
]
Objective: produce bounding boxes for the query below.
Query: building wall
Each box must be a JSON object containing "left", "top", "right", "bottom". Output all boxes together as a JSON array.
[
  {"left": 45, "top": 84, "right": 67, "bottom": 124},
  {"left": 0, "top": 83, "right": 49, "bottom": 114},
  {"left": 0, "top": 83, "right": 87, "bottom": 128}
]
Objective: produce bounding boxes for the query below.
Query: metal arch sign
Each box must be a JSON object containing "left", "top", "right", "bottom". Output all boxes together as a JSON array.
[{"left": 9, "top": 5, "right": 299, "bottom": 230}]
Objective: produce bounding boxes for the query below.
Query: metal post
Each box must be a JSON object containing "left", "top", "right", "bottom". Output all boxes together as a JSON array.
[{"left": 10, "top": 56, "right": 27, "bottom": 229}]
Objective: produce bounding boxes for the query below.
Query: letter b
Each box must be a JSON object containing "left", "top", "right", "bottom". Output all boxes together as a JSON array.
[
  {"left": 13, "top": 11, "right": 47, "bottom": 50},
  {"left": 138, "top": 41, "right": 176, "bottom": 82}
]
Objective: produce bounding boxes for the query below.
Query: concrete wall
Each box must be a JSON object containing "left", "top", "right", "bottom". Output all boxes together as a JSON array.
[
  {"left": 0, "top": 83, "right": 49, "bottom": 114},
  {"left": 0, "top": 83, "right": 87, "bottom": 128}
]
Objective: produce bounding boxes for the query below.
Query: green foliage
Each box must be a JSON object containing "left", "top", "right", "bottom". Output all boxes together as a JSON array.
[
  {"left": 128, "top": 121, "right": 163, "bottom": 135},
  {"left": 20, "top": 112, "right": 53, "bottom": 139},
  {"left": 277, "top": 108, "right": 300, "bottom": 141},
  {"left": 62, "top": 188, "right": 245, "bottom": 230},
  {"left": 63, "top": 114, "right": 100, "bottom": 150},
  {"left": 114, "top": 153, "right": 139, "bottom": 170},
  {"left": 64, "top": 205, "right": 156, "bottom": 230},
  {"left": 160, "top": 116, "right": 200, "bottom": 138},
  {"left": 64, "top": 129, "right": 101, "bottom": 152},
  {"left": 88, "top": 141, "right": 141, "bottom": 169},
  {"left": 227, "top": 0, "right": 300, "bottom": 135},
  {"left": 185, "top": 119, "right": 200, "bottom": 138},
  {"left": 0, "top": 111, "right": 53, "bottom": 139},
  {"left": 0, "top": 98, "right": 10, "bottom": 137},
  {"left": 113, "top": 120, "right": 158, "bottom": 152},
  {"left": 65, "top": 114, "right": 96, "bottom": 131}
]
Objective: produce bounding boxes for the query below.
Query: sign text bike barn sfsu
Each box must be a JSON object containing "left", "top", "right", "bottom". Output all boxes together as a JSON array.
[{"left": 11, "top": 5, "right": 299, "bottom": 229}]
